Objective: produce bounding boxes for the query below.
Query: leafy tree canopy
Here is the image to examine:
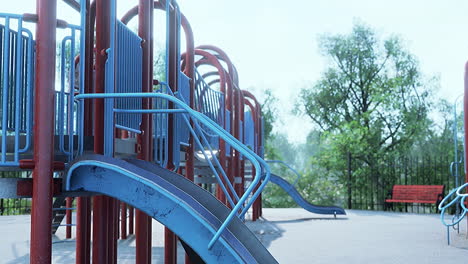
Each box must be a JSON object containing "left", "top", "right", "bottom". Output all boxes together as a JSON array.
[{"left": 297, "top": 22, "right": 434, "bottom": 165}]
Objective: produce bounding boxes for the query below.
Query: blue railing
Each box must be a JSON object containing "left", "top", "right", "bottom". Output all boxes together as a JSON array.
[
  {"left": 74, "top": 91, "right": 271, "bottom": 249},
  {"left": 0, "top": 14, "right": 34, "bottom": 166},
  {"left": 439, "top": 182, "right": 468, "bottom": 245},
  {"left": 56, "top": 24, "right": 85, "bottom": 161}
]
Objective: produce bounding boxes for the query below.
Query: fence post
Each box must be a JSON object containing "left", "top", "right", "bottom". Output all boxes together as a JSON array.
[
  {"left": 405, "top": 157, "right": 408, "bottom": 212},
  {"left": 347, "top": 152, "right": 352, "bottom": 209}
]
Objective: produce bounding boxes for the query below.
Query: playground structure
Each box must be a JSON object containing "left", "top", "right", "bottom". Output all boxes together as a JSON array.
[
  {"left": 0, "top": 0, "right": 275, "bottom": 263},
  {"left": 0, "top": 0, "right": 348, "bottom": 263}
]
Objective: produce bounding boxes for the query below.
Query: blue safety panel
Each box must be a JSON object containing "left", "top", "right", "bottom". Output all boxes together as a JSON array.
[
  {"left": 174, "top": 72, "right": 190, "bottom": 150},
  {"left": 65, "top": 154, "right": 277, "bottom": 263},
  {"left": 0, "top": 24, "right": 34, "bottom": 133},
  {"left": 269, "top": 173, "right": 346, "bottom": 215},
  {"left": 0, "top": 19, "right": 35, "bottom": 165},
  {"left": 260, "top": 117, "right": 265, "bottom": 158},
  {"left": 193, "top": 69, "right": 226, "bottom": 153},
  {"left": 193, "top": 70, "right": 224, "bottom": 127},
  {"left": 115, "top": 21, "right": 143, "bottom": 132},
  {"left": 244, "top": 111, "right": 255, "bottom": 151}
]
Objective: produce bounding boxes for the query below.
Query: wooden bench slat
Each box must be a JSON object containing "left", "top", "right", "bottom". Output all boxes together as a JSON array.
[{"left": 386, "top": 185, "right": 445, "bottom": 207}]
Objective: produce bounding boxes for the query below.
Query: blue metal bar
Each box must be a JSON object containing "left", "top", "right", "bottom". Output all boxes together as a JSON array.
[
  {"left": 115, "top": 124, "right": 142, "bottom": 134},
  {"left": 13, "top": 17, "right": 23, "bottom": 163},
  {"left": 19, "top": 28, "right": 34, "bottom": 154},
  {"left": 1, "top": 17, "right": 11, "bottom": 163},
  {"left": 59, "top": 36, "right": 72, "bottom": 155},
  {"left": 68, "top": 28, "right": 76, "bottom": 160},
  {"left": 77, "top": 0, "right": 87, "bottom": 156},
  {"left": 74, "top": 92, "right": 271, "bottom": 249},
  {"left": 114, "top": 109, "right": 187, "bottom": 114},
  {"left": 0, "top": 13, "right": 23, "bottom": 18},
  {"left": 181, "top": 113, "right": 237, "bottom": 208}
]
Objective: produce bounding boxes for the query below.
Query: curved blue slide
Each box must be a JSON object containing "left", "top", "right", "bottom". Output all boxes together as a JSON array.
[
  {"left": 65, "top": 154, "right": 277, "bottom": 264},
  {"left": 270, "top": 174, "right": 346, "bottom": 216}
]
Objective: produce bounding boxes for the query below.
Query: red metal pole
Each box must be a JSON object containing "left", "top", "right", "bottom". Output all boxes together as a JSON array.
[
  {"left": 76, "top": 0, "right": 92, "bottom": 261},
  {"left": 66, "top": 197, "right": 72, "bottom": 238},
  {"left": 129, "top": 206, "right": 134, "bottom": 235},
  {"left": 30, "top": 0, "right": 57, "bottom": 263},
  {"left": 93, "top": 0, "right": 110, "bottom": 262},
  {"left": 164, "top": 228, "right": 177, "bottom": 264},
  {"left": 107, "top": 197, "right": 116, "bottom": 264},
  {"left": 76, "top": 197, "right": 91, "bottom": 264},
  {"left": 120, "top": 202, "right": 127, "bottom": 239},
  {"left": 135, "top": 0, "right": 154, "bottom": 263},
  {"left": 165, "top": 3, "right": 179, "bottom": 262}
]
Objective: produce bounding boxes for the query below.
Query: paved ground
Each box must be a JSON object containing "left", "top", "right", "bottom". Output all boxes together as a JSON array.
[{"left": 1, "top": 208, "right": 467, "bottom": 263}]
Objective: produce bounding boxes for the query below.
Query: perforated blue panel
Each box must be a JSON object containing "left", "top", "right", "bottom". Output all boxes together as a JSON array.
[
  {"left": 115, "top": 21, "right": 142, "bottom": 132},
  {"left": 173, "top": 72, "right": 191, "bottom": 166},
  {"left": 244, "top": 111, "right": 255, "bottom": 151}
]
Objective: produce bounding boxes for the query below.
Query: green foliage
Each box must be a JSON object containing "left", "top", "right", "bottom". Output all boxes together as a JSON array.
[
  {"left": 296, "top": 22, "right": 434, "bottom": 182},
  {"left": 299, "top": 22, "right": 432, "bottom": 155},
  {"left": 261, "top": 89, "right": 277, "bottom": 142},
  {"left": 153, "top": 46, "right": 166, "bottom": 82}
]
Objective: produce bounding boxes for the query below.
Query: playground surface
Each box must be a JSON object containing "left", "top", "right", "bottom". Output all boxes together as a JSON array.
[{"left": 1, "top": 208, "right": 467, "bottom": 263}]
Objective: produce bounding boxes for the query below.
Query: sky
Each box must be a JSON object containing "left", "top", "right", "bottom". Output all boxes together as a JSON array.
[{"left": 4, "top": 0, "right": 468, "bottom": 143}]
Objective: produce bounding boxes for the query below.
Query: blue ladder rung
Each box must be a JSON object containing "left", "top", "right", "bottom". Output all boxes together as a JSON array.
[{"left": 52, "top": 207, "right": 76, "bottom": 211}]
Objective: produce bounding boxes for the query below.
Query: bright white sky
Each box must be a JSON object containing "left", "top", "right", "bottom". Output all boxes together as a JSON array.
[{"left": 4, "top": 0, "right": 468, "bottom": 143}]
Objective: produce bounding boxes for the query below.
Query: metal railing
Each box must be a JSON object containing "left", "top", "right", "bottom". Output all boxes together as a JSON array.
[
  {"left": 74, "top": 91, "right": 271, "bottom": 249},
  {"left": 0, "top": 14, "right": 34, "bottom": 166},
  {"left": 56, "top": 23, "right": 85, "bottom": 161},
  {"left": 439, "top": 182, "right": 468, "bottom": 244}
]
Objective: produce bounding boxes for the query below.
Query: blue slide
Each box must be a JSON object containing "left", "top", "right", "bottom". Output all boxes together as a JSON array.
[
  {"left": 65, "top": 154, "right": 277, "bottom": 264},
  {"left": 270, "top": 174, "right": 346, "bottom": 216}
]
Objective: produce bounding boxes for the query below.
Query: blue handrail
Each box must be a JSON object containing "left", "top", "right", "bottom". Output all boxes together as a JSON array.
[
  {"left": 439, "top": 182, "right": 468, "bottom": 245},
  {"left": 74, "top": 92, "right": 271, "bottom": 249}
]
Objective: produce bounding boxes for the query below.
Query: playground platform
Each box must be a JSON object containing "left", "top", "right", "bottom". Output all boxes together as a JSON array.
[{"left": 1, "top": 208, "right": 467, "bottom": 263}]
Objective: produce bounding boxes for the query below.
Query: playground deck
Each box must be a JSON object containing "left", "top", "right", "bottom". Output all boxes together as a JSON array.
[{"left": 1, "top": 208, "right": 466, "bottom": 263}]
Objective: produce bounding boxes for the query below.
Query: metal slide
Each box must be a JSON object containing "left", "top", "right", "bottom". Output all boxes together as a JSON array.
[
  {"left": 270, "top": 174, "right": 346, "bottom": 216},
  {"left": 65, "top": 154, "right": 277, "bottom": 264}
]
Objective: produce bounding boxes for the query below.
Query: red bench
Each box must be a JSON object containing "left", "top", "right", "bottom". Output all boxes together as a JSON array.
[{"left": 385, "top": 185, "right": 445, "bottom": 212}]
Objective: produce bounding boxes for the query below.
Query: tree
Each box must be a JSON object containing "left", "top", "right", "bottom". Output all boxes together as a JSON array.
[
  {"left": 260, "top": 89, "right": 281, "bottom": 160},
  {"left": 298, "top": 22, "right": 432, "bottom": 162},
  {"left": 296, "top": 23, "right": 435, "bottom": 207}
]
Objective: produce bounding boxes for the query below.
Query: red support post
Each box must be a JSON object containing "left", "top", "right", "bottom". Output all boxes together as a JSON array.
[
  {"left": 120, "top": 202, "right": 127, "bottom": 239},
  {"left": 129, "top": 206, "right": 134, "bottom": 235},
  {"left": 165, "top": 3, "right": 179, "bottom": 262},
  {"left": 76, "top": 0, "right": 92, "bottom": 261},
  {"left": 30, "top": 0, "right": 57, "bottom": 263},
  {"left": 93, "top": 0, "right": 111, "bottom": 262},
  {"left": 135, "top": 0, "right": 154, "bottom": 263},
  {"left": 164, "top": 228, "right": 177, "bottom": 264},
  {"left": 66, "top": 197, "right": 72, "bottom": 239},
  {"left": 76, "top": 197, "right": 91, "bottom": 264}
]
